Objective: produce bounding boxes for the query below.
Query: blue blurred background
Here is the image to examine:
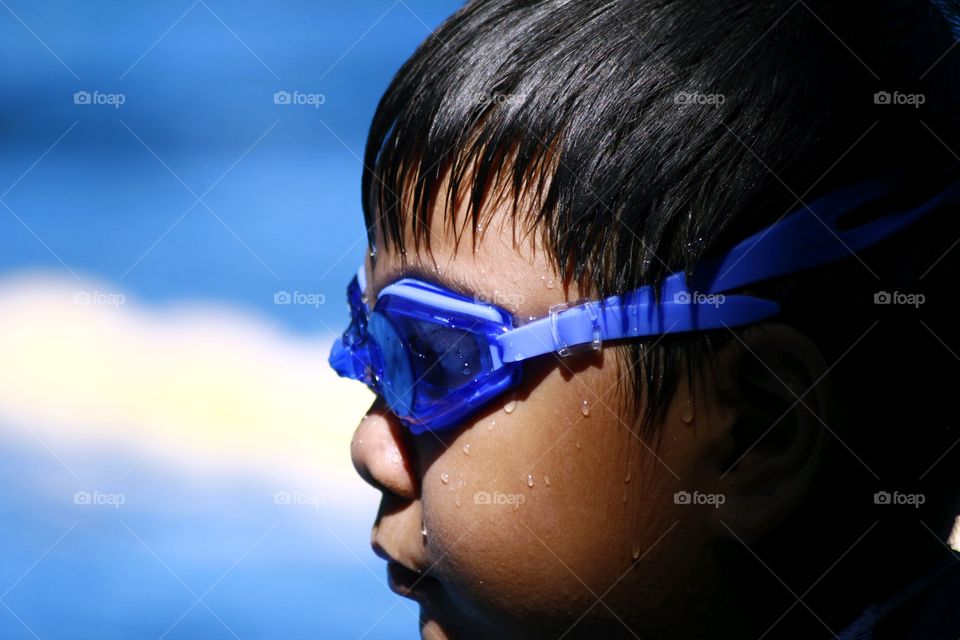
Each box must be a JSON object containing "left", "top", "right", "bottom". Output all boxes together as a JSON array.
[{"left": 0, "top": 1, "right": 461, "bottom": 638}]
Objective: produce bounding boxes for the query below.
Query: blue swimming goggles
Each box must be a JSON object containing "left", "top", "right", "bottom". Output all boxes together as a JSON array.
[{"left": 330, "top": 169, "right": 960, "bottom": 434}]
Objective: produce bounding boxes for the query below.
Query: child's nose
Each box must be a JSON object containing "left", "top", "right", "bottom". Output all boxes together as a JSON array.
[{"left": 350, "top": 401, "right": 418, "bottom": 500}]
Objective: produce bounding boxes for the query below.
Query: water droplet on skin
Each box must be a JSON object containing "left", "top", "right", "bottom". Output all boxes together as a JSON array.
[
  {"left": 455, "top": 497, "right": 461, "bottom": 508},
  {"left": 487, "top": 420, "right": 496, "bottom": 431},
  {"left": 440, "top": 472, "right": 450, "bottom": 484},
  {"left": 622, "top": 488, "right": 629, "bottom": 503},
  {"left": 632, "top": 545, "right": 641, "bottom": 560},
  {"left": 575, "top": 442, "right": 581, "bottom": 449},
  {"left": 625, "top": 468, "right": 632, "bottom": 483},
  {"left": 580, "top": 399, "right": 590, "bottom": 416},
  {"left": 462, "top": 443, "right": 472, "bottom": 455},
  {"left": 527, "top": 474, "right": 534, "bottom": 487},
  {"left": 504, "top": 398, "right": 517, "bottom": 414},
  {"left": 420, "top": 522, "right": 427, "bottom": 538},
  {"left": 542, "top": 276, "right": 555, "bottom": 289},
  {"left": 544, "top": 475, "right": 551, "bottom": 486},
  {"left": 680, "top": 397, "right": 694, "bottom": 424}
]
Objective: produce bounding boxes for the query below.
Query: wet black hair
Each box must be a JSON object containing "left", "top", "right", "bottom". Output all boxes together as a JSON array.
[{"left": 361, "top": 0, "right": 960, "bottom": 607}]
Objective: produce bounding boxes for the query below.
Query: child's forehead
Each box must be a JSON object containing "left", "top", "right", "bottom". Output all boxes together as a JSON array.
[{"left": 366, "top": 201, "right": 566, "bottom": 317}]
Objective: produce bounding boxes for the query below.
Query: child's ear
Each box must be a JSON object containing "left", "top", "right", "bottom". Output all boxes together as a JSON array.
[{"left": 702, "top": 323, "right": 830, "bottom": 543}]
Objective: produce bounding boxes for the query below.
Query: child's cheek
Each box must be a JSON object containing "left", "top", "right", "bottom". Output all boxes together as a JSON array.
[{"left": 418, "top": 369, "right": 641, "bottom": 629}]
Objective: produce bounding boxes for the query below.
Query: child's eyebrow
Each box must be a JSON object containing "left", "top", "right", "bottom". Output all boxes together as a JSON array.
[{"left": 373, "top": 264, "right": 483, "bottom": 302}]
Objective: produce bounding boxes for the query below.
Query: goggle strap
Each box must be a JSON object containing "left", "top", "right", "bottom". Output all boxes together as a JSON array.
[
  {"left": 498, "top": 168, "right": 960, "bottom": 364},
  {"left": 497, "top": 293, "right": 779, "bottom": 363}
]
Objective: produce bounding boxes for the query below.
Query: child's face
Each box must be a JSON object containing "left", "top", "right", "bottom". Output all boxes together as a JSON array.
[{"left": 351, "top": 203, "right": 724, "bottom": 639}]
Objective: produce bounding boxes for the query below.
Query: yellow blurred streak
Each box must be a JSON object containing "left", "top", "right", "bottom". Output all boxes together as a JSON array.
[{"left": 0, "top": 274, "right": 374, "bottom": 502}]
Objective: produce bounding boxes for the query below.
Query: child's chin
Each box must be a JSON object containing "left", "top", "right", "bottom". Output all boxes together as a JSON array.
[{"left": 418, "top": 616, "right": 453, "bottom": 640}]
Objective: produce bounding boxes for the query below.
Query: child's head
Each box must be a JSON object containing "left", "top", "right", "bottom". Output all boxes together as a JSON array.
[{"left": 344, "top": 1, "right": 960, "bottom": 638}]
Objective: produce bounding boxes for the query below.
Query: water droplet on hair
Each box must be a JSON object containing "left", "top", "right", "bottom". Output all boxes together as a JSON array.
[
  {"left": 462, "top": 443, "right": 472, "bottom": 455},
  {"left": 580, "top": 399, "right": 590, "bottom": 416},
  {"left": 527, "top": 474, "right": 534, "bottom": 487},
  {"left": 440, "top": 472, "right": 449, "bottom": 484},
  {"left": 503, "top": 398, "right": 517, "bottom": 414},
  {"left": 544, "top": 475, "right": 551, "bottom": 486}
]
